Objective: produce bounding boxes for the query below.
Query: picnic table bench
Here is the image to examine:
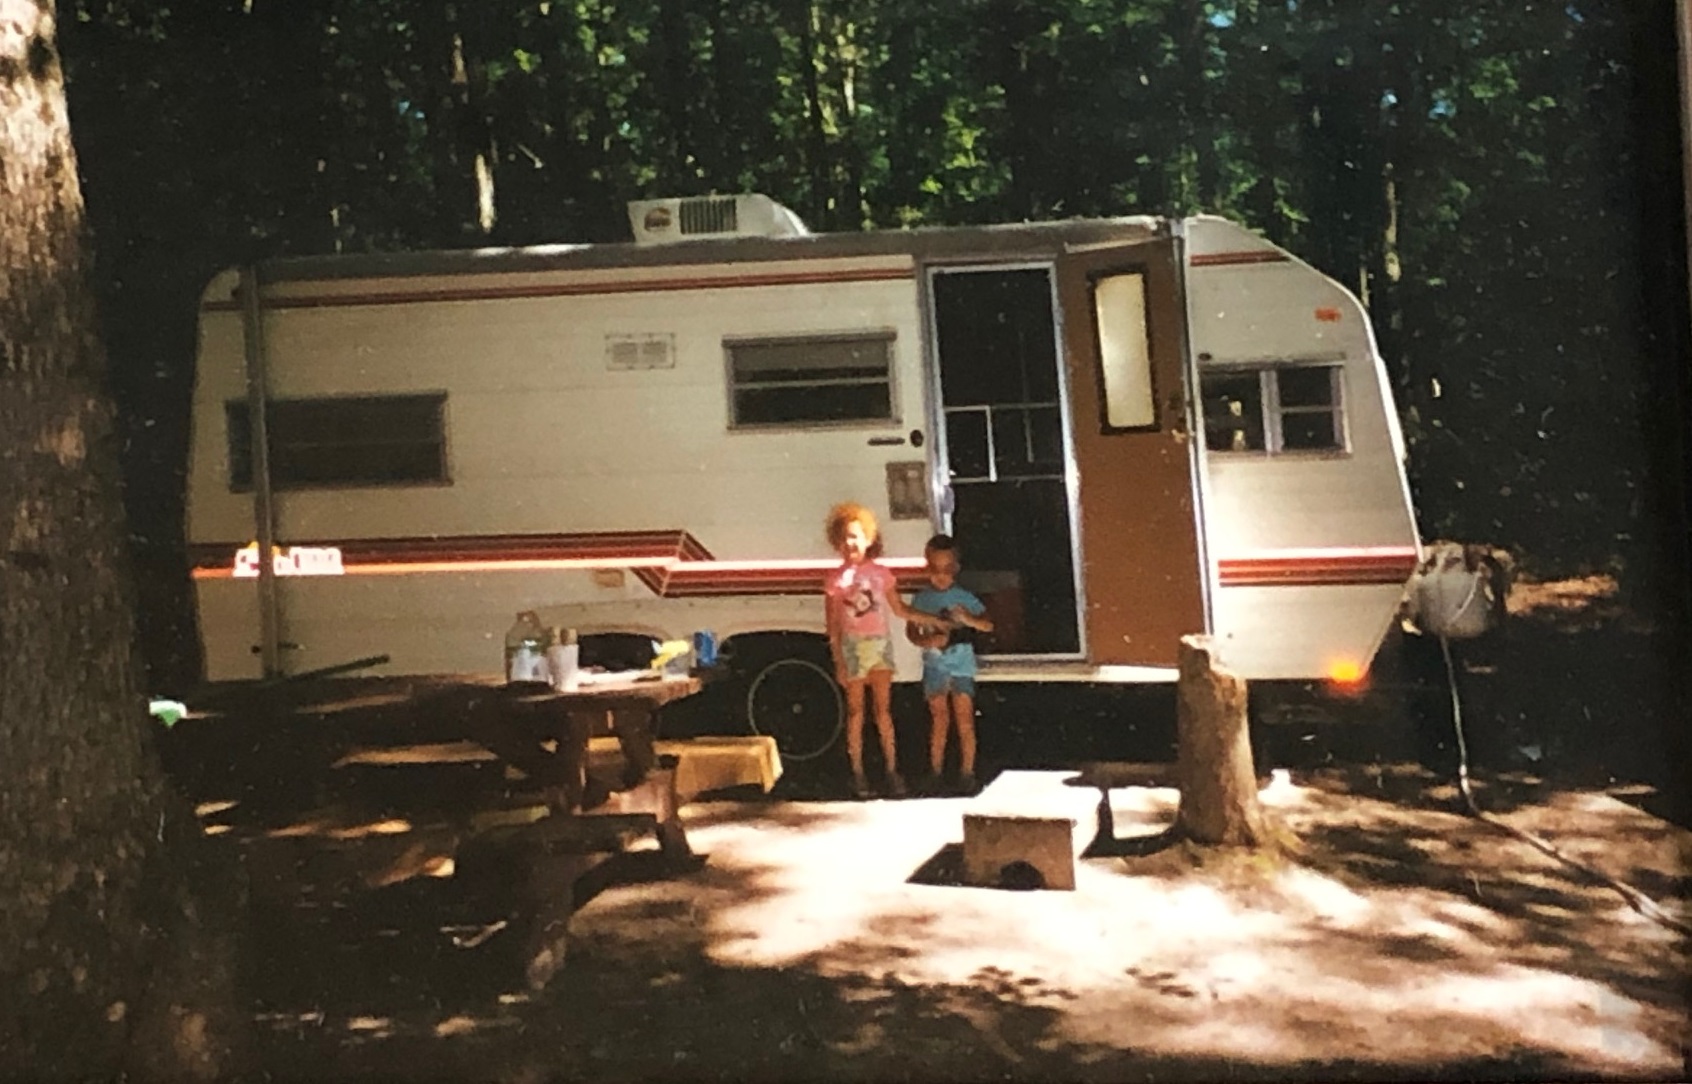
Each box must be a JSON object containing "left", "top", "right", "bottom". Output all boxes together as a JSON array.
[{"left": 162, "top": 671, "right": 776, "bottom": 1001}]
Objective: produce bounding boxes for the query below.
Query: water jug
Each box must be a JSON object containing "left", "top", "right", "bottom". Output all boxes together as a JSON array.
[{"left": 504, "top": 611, "right": 549, "bottom": 682}]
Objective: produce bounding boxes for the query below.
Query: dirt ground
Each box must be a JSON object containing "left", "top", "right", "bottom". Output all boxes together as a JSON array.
[
  {"left": 188, "top": 576, "right": 1689, "bottom": 1082},
  {"left": 240, "top": 759, "right": 1690, "bottom": 1083}
]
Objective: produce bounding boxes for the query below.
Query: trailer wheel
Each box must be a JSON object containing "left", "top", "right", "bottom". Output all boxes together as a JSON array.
[{"left": 745, "top": 657, "right": 844, "bottom": 763}]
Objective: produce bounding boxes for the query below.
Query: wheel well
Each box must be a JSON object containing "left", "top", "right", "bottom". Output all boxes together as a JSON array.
[{"left": 722, "top": 631, "right": 831, "bottom": 675}]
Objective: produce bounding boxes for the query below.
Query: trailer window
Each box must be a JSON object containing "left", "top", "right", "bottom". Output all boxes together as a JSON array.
[
  {"left": 1201, "top": 365, "right": 1345, "bottom": 454},
  {"left": 226, "top": 394, "right": 448, "bottom": 490},
  {"left": 725, "top": 332, "right": 895, "bottom": 427}
]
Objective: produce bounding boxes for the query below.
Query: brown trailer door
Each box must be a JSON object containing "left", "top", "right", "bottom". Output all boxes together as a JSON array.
[{"left": 1056, "top": 239, "right": 1206, "bottom": 667}]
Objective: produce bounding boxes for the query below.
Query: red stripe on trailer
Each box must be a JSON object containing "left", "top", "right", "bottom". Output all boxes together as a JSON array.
[
  {"left": 201, "top": 266, "right": 916, "bottom": 312},
  {"left": 189, "top": 531, "right": 927, "bottom": 596},
  {"left": 189, "top": 530, "right": 710, "bottom": 578},
  {"left": 1189, "top": 250, "right": 1291, "bottom": 268},
  {"left": 662, "top": 561, "right": 926, "bottom": 597},
  {"left": 1218, "top": 546, "right": 1419, "bottom": 587}
]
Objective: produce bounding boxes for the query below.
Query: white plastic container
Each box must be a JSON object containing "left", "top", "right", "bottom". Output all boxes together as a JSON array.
[{"left": 546, "top": 628, "right": 580, "bottom": 691}]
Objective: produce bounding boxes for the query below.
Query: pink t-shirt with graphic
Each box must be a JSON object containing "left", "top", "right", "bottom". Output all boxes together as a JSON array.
[{"left": 825, "top": 559, "right": 897, "bottom": 638}]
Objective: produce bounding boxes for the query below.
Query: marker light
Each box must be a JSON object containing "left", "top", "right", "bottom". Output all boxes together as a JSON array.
[{"left": 1327, "top": 659, "right": 1364, "bottom": 685}]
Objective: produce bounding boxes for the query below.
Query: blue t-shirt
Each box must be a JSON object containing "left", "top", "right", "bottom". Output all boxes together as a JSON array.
[{"left": 909, "top": 585, "right": 987, "bottom": 674}]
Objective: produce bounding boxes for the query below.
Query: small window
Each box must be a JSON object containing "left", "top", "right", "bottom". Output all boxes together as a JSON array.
[
  {"left": 1201, "top": 365, "right": 1345, "bottom": 454},
  {"left": 227, "top": 394, "right": 448, "bottom": 490},
  {"left": 1091, "top": 271, "right": 1156, "bottom": 431},
  {"left": 726, "top": 332, "right": 895, "bottom": 428}
]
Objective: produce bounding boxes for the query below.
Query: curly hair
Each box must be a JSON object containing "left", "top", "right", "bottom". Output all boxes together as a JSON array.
[{"left": 825, "top": 502, "right": 882, "bottom": 558}]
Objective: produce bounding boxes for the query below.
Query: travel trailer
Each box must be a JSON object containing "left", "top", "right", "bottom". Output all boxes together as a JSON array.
[{"left": 186, "top": 194, "right": 1421, "bottom": 756}]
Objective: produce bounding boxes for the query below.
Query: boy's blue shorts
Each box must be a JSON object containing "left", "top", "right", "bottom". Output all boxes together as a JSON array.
[{"left": 922, "top": 657, "right": 976, "bottom": 699}]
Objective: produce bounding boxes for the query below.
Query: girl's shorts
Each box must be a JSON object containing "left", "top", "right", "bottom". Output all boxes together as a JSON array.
[{"left": 840, "top": 634, "right": 894, "bottom": 680}]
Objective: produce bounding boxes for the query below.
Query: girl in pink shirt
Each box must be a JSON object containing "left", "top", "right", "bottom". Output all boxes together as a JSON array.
[{"left": 824, "top": 502, "right": 944, "bottom": 799}]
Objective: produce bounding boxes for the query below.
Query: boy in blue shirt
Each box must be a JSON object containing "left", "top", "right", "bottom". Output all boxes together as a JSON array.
[{"left": 907, "top": 534, "right": 994, "bottom": 794}]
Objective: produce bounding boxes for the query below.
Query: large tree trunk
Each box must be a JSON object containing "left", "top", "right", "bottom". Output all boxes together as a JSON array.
[
  {"left": 0, "top": 2, "right": 243, "bottom": 1077},
  {"left": 1174, "top": 635, "right": 1269, "bottom": 847}
]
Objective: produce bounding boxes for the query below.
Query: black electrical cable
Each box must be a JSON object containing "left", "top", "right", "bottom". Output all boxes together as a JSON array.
[{"left": 1439, "top": 635, "right": 1692, "bottom": 938}]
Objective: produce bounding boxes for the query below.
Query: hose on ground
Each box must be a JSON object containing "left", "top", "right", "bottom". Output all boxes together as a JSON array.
[{"left": 1439, "top": 634, "right": 1692, "bottom": 938}]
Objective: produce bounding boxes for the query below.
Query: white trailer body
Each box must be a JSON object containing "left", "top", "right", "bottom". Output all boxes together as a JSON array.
[{"left": 186, "top": 201, "right": 1419, "bottom": 691}]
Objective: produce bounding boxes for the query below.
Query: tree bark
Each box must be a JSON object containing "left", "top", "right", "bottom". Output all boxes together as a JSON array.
[
  {"left": 0, "top": 2, "right": 244, "bottom": 1077},
  {"left": 1174, "top": 635, "right": 1269, "bottom": 847}
]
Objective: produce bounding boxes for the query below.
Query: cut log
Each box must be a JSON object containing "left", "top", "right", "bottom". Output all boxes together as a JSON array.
[{"left": 1174, "top": 635, "right": 1270, "bottom": 847}]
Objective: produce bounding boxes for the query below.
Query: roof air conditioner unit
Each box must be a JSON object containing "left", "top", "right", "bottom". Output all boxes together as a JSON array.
[{"left": 627, "top": 194, "right": 810, "bottom": 244}]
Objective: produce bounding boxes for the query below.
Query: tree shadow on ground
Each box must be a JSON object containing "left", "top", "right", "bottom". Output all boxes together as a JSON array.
[
  {"left": 246, "top": 915, "right": 1590, "bottom": 1084},
  {"left": 1276, "top": 777, "right": 1692, "bottom": 1026}
]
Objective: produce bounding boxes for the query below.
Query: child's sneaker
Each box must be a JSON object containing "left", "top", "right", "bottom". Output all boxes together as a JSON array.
[
  {"left": 848, "top": 773, "right": 870, "bottom": 800},
  {"left": 884, "top": 772, "right": 908, "bottom": 799},
  {"left": 955, "top": 772, "right": 979, "bottom": 796}
]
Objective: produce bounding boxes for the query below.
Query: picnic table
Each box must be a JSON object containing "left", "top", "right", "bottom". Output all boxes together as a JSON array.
[
  {"left": 464, "top": 671, "right": 703, "bottom": 815},
  {"left": 166, "top": 669, "right": 735, "bottom": 996}
]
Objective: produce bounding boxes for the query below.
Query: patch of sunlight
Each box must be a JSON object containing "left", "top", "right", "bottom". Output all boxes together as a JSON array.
[
  {"left": 203, "top": 824, "right": 232, "bottom": 836},
  {"left": 1420, "top": 968, "right": 1671, "bottom": 1063},
  {"left": 684, "top": 796, "right": 1299, "bottom": 995},
  {"left": 1433, "top": 897, "right": 1513, "bottom": 935},
  {"left": 346, "top": 1015, "right": 393, "bottom": 1034},
  {"left": 1203, "top": 949, "right": 1272, "bottom": 988},
  {"left": 1526, "top": 901, "right": 1583, "bottom": 920},
  {"left": 443, "top": 920, "right": 506, "bottom": 949},
  {"left": 1393, "top": 912, "right": 1469, "bottom": 943},
  {"left": 1066, "top": 957, "right": 1674, "bottom": 1071},
  {"left": 1158, "top": 881, "right": 1245, "bottom": 927},
  {"left": 1274, "top": 866, "right": 1372, "bottom": 924},
  {"left": 1106, "top": 785, "right": 1180, "bottom": 818},
  {"left": 433, "top": 1016, "right": 477, "bottom": 1038},
  {"left": 194, "top": 799, "right": 239, "bottom": 817},
  {"left": 254, "top": 1010, "right": 325, "bottom": 1028},
  {"left": 328, "top": 818, "right": 413, "bottom": 839},
  {"left": 1257, "top": 769, "right": 1305, "bottom": 807},
  {"left": 633, "top": 796, "right": 1685, "bottom": 1077}
]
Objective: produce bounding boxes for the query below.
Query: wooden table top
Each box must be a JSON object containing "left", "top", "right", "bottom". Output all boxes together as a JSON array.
[{"left": 181, "top": 671, "right": 703, "bottom": 722}]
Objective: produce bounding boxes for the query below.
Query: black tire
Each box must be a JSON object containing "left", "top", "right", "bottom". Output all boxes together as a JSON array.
[{"left": 744, "top": 656, "right": 845, "bottom": 763}]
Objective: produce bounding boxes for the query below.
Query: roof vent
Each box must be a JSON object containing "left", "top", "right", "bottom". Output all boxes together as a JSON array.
[{"left": 627, "top": 194, "right": 810, "bottom": 244}]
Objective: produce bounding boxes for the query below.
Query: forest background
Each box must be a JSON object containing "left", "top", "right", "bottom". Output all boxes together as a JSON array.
[{"left": 55, "top": 0, "right": 1690, "bottom": 690}]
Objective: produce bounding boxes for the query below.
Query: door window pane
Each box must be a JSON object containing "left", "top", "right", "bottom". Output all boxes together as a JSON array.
[
  {"left": 946, "top": 409, "right": 991, "bottom": 481},
  {"left": 992, "top": 406, "right": 1065, "bottom": 478},
  {"left": 1092, "top": 272, "right": 1156, "bottom": 430}
]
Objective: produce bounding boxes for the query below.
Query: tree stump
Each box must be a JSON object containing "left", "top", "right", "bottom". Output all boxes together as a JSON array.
[{"left": 1174, "top": 635, "right": 1269, "bottom": 847}]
